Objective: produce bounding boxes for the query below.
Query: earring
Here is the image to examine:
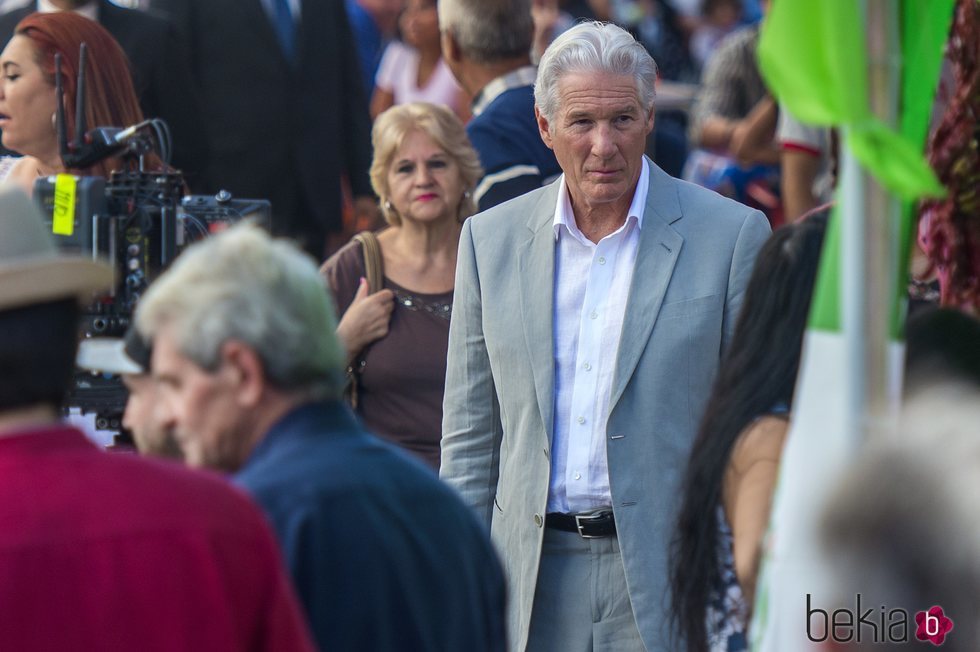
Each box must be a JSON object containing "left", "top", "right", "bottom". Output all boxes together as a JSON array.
[
  {"left": 384, "top": 200, "right": 392, "bottom": 211},
  {"left": 51, "top": 111, "right": 57, "bottom": 132},
  {"left": 463, "top": 190, "right": 472, "bottom": 198}
]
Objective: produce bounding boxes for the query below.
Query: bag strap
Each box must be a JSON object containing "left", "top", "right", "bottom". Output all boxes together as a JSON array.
[{"left": 353, "top": 231, "right": 384, "bottom": 294}]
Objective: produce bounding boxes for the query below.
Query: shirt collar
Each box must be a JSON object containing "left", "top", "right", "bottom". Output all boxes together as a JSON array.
[
  {"left": 471, "top": 65, "right": 538, "bottom": 116},
  {"left": 38, "top": 0, "right": 99, "bottom": 21},
  {"left": 552, "top": 158, "right": 650, "bottom": 242}
]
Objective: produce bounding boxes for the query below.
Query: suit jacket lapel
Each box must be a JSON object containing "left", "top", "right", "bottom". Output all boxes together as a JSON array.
[
  {"left": 518, "top": 183, "right": 560, "bottom": 447},
  {"left": 610, "top": 161, "right": 684, "bottom": 410}
]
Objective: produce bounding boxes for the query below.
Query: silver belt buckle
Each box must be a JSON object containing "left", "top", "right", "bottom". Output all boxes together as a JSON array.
[{"left": 574, "top": 508, "right": 612, "bottom": 539}]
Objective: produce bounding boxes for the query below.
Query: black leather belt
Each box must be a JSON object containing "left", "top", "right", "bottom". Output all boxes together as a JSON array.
[{"left": 545, "top": 509, "right": 616, "bottom": 538}]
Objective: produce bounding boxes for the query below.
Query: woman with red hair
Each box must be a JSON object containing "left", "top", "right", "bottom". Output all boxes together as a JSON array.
[{"left": 0, "top": 11, "right": 157, "bottom": 194}]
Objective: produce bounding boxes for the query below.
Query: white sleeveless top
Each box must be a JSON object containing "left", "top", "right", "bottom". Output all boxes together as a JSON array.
[
  {"left": 375, "top": 41, "right": 462, "bottom": 112},
  {"left": 0, "top": 156, "right": 19, "bottom": 182}
]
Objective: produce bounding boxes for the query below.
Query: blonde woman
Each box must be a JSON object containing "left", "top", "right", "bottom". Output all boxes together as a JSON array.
[{"left": 321, "top": 102, "right": 482, "bottom": 470}]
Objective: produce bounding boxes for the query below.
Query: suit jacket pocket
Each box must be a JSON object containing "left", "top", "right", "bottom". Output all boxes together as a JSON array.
[{"left": 657, "top": 293, "right": 722, "bottom": 320}]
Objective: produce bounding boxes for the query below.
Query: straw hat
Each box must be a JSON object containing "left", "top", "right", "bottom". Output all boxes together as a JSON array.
[{"left": 0, "top": 184, "right": 113, "bottom": 311}]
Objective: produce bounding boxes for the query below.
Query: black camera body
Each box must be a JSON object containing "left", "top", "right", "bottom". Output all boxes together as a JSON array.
[
  {"left": 36, "top": 46, "right": 274, "bottom": 436},
  {"left": 34, "top": 170, "right": 271, "bottom": 432}
]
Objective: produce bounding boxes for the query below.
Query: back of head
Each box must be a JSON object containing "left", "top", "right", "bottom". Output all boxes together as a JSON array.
[
  {"left": 534, "top": 21, "right": 658, "bottom": 124},
  {"left": 438, "top": 0, "right": 533, "bottom": 64},
  {"left": 821, "top": 389, "right": 980, "bottom": 650},
  {"left": 16, "top": 12, "right": 146, "bottom": 175},
  {"left": 135, "top": 224, "right": 345, "bottom": 401},
  {"left": 904, "top": 306, "right": 980, "bottom": 396},
  {"left": 0, "top": 184, "right": 112, "bottom": 414},
  {"left": 0, "top": 299, "right": 79, "bottom": 412},
  {"left": 727, "top": 210, "right": 829, "bottom": 381}
]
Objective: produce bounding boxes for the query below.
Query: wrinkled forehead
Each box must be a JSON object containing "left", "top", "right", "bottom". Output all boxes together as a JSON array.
[{"left": 554, "top": 70, "right": 648, "bottom": 115}]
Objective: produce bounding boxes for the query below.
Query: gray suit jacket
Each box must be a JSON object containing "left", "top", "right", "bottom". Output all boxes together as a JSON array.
[{"left": 441, "top": 160, "right": 770, "bottom": 651}]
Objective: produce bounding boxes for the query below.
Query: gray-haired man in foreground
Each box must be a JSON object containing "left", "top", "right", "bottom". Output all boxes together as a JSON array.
[{"left": 136, "top": 224, "right": 506, "bottom": 652}]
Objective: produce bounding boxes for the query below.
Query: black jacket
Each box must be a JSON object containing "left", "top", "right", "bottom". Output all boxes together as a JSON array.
[{"left": 148, "top": 0, "right": 373, "bottom": 240}]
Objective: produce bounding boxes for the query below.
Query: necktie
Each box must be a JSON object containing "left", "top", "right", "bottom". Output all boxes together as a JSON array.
[{"left": 271, "top": 0, "right": 296, "bottom": 61}]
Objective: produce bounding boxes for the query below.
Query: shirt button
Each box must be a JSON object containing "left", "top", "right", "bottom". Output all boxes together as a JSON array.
[
  {"left": 573, "top": 472, "right": 581, "bottom": 480},
  {"left": 534, "top": 514, "right": 543, "bottom": 527},
  {"left": 590, "top": 311, "right": 598, "bottom": 319},
  {"left": 598, "top": 256, "right": 606, "bottom": 265},
  {"left": 577, "top": 416, "right": 586, "bottom": 425},
  {"left": 583, "top": 362, "right": 591, "bottom": 371}
]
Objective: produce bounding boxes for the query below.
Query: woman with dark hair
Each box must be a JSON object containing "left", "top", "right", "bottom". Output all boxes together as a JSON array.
[
  {"left": 370, "top": 0, "right": 468, "bottom": 121},
  {"left": 0, "top": 11, "right": 158, "bottom": 193},
  {"left": 671, "top": 209, "right": 829, "bottom": 651}
]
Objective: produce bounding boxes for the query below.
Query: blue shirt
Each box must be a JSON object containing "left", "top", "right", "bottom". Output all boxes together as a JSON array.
[
  {"left": 468, "top": 67, "right": 562, "bottom": 211},
  {"left": 235, "top": 401, "right": 507, "bottom": 652}
]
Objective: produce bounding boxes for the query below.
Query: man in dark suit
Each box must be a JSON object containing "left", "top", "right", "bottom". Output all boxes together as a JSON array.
[
  {"left": 135, "top": 224, "right": 507, "bottom": 652},
  {"left": 148, "top": 0, "right": 375, "bottom": 259},
  {"left": 0, "top": 0, "right": 210, "bottom": 189}
]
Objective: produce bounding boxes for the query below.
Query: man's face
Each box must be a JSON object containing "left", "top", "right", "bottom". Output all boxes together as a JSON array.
[
  {"left": 537, "top": 71, "right": 654, "bottom": 215},
  {"left": 151, "top": 326, "right": 249, "bottom": 472},
  {"left": 121, "top": 373, "right": 181, "bottom": 459}
]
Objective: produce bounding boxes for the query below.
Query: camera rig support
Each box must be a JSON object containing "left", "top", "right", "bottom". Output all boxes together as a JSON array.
[{"left": 35, "top": 45, "right": 271, "bottom": 436}]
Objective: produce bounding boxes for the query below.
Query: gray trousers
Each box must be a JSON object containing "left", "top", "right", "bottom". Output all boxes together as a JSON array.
[{"left": 526, "top": 526, "right": 646, "bottom": 652}]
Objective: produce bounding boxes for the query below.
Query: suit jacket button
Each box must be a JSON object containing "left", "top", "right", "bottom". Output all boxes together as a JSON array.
[{"left": 534, "top": 514, "right": 543, "bottom": 527}]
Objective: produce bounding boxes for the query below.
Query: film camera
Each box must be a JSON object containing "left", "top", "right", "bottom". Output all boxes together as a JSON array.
[
  {"left": 38, "top": 47, "right": 271, "bottom": 435},
  {"left": 37, "top": 175, "right": 270, "bottom": 434}
]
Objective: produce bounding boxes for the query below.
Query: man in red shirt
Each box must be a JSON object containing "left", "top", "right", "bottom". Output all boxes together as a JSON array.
[{"left": 0, "top": 186, "right": 314, "bottom": 652}]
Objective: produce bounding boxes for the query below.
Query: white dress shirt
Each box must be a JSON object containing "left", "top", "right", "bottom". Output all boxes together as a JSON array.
[{"left": 548, "top": 159, "right": 649, "bottom": 514}]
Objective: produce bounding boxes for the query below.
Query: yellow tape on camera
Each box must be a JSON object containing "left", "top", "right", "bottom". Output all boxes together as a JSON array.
[{"left": 52, "top": 174, "right": 77, "bottom": 236}]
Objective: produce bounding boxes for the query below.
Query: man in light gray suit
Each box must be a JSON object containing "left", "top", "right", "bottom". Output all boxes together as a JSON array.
[{"left": 441, "top": 22, "right": 770, "bottom": 652}]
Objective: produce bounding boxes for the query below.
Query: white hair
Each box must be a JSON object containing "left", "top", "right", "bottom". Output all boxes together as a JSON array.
[
  {"left": 135, "top": 224, "right": 344, "bottom": 400},
  {"left": 438, "top": 0, "right": 533, "bottom": 64},
  {"left": 534, "top": 21, "right": 657, "bottom": 125}
]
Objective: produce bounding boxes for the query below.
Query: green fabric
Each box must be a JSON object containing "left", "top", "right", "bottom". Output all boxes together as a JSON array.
[
  {"left": 808, "top": 204, "right": 844, "bottom": 332},
  {"left": 759, "top": 0, "right": 955, "bottom": 335},
  {"left": 758, "top": 0, "right": 947, "bottom": 200},
  {"left": 757, "top": 0, "right": 868, "bottom": 125},
  {"left": 894, "top": 0, "right": 957, "bottom": 337},
  {"left": 901, "top": 0, "right": 957, "bottom": 147}
]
